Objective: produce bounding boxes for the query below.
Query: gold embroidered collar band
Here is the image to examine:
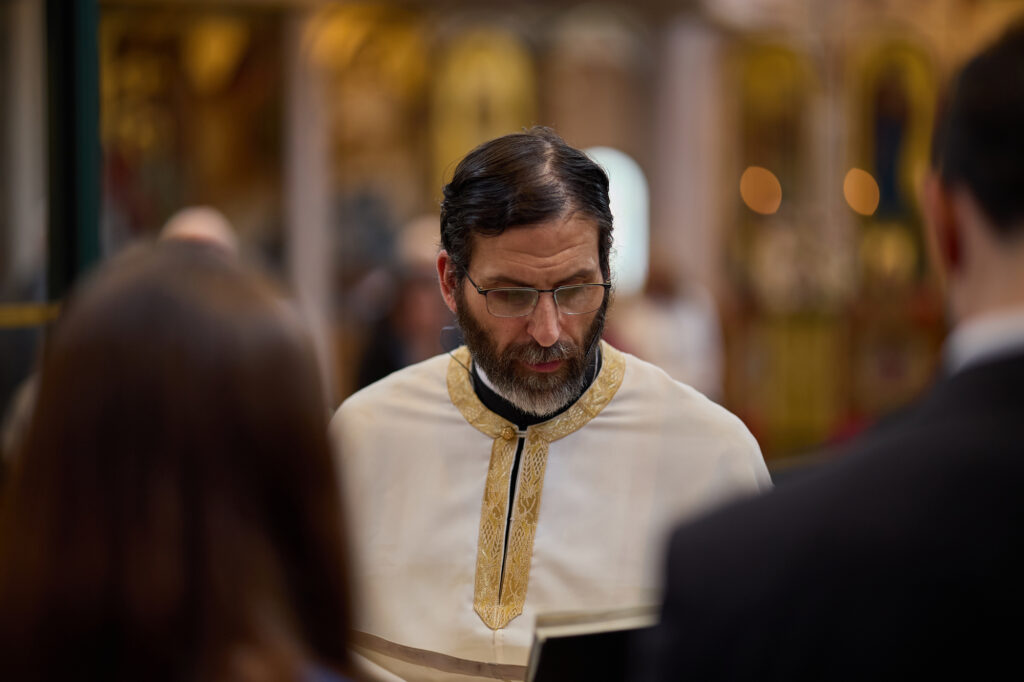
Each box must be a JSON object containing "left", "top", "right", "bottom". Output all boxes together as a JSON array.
[{"left": 446, "top": 340, "right": 626, "bottom": 630}]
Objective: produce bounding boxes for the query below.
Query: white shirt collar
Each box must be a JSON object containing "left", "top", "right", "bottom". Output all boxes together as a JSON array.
[
  {"left": 474, "top": 362, "right": 500, "bottom": 394},
  {"left": 944, "top": 306, "right": 1024, "bottom": 374}
]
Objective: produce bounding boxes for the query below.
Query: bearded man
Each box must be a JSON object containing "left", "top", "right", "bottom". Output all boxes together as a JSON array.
[{"left": 330, "top": 127, "right": 770, "bottom": 681}]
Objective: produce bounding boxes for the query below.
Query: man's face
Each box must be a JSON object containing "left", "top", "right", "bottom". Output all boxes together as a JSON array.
[{"left": 446, "top": 213, "right": 608, "bottom": 416}]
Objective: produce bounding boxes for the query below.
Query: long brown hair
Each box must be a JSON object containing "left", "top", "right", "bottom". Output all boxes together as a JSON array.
[{"left": 0, "top": 242, "right": 352, "bottom": 681}]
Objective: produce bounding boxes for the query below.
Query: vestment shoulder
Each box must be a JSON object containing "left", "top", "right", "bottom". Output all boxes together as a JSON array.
[
  {"left": 616, "top": 348, "right": 770, "bottom": 489},
  {"left": 330, "top": 352, "right": 451, "bottom": 437},
  {"left": 618, "top": 350, "right": 744, "bottom": 426}
]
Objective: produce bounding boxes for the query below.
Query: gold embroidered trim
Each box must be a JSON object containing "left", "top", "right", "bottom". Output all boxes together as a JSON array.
[{"left": 447, "top": 341, "right": 626, "bottom": 630}]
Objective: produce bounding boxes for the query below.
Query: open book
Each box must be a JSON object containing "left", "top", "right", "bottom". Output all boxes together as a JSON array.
[{"left": 525, "top": 606, "right": 658, "bottom": 682}]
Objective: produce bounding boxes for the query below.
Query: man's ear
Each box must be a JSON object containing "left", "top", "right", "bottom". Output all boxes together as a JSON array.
[
  {"left": 922, "top": 172, "right": 962, "bottom": 283},
  {"left": 437, "top": 250, "right": 459, "bottom": 314}
]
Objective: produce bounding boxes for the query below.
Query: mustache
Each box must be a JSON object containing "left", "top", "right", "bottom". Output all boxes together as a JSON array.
[{"left": 511, "top": 340, "right": 576, "bottom": 365}]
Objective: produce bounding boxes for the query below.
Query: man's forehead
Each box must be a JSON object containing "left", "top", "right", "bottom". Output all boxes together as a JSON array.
[
  {"left": 468, "top": 218, "right": 602, "bottom": 286},
  {"left": 468, "top": 215, "right": 602, "bottom": 279}
]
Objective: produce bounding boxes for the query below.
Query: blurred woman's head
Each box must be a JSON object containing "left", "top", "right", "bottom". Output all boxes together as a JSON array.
[{"left": 0, "top": 242, "right": 351, "bottom": 681}]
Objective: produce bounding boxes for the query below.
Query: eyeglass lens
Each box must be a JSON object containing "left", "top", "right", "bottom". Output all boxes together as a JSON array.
[{"left": 486, "top": 284, "right": 605, "bottom": 317}]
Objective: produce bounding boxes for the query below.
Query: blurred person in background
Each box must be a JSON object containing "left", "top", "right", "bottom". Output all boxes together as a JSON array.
[
  {"left": 331, "top": 127, "right": 770, "bottom": 680},
  {"left": 641, "top": 21, "right": 1024, "bottom": 681},
  {"left": 0, "top": 241, "right": 355, "bottom": 682},
  {"left": 608, "top": 261, "right": 724, "bottom": 402},
  {"left": 158, "top": 204, "right": 240, "bottom": 255},
  {"left": 355, "top": 214, "right": 452, "bottom": 388},
  {"left": 0, "top": 205, "right": 240, "bottom": 471}
]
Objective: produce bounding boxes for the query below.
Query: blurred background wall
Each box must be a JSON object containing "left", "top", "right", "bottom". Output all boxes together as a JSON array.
[{"left": 4, "top": 0, "right": 1024, "bottom": 471}]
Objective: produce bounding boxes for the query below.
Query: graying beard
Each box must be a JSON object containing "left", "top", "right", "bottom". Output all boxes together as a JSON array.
[
  {"left": 489, "top": 363, "right": 589, "bottom": 417},
  {"left": 456, "top": 285, "right": 605, "bottom": 418}
]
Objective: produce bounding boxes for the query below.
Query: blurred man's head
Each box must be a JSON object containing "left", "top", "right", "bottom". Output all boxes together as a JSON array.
[
  {"left": 436, "top": 127, "right": 614, "bottom": 416},
  {"left": 925, "top": 21, "right": 1024, "bottom": 322},
  {"left": 159, "top": 206, "right": 239, "bottom": 255}
]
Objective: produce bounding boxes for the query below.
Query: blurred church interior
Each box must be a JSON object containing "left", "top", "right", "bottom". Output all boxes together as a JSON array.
[{"left": 4, "top": 0, "right": 1024, "bottom": 470}]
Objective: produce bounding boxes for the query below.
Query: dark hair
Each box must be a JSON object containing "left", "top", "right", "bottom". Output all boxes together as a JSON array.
[
  {"left": 0, "top": 242, "right": 353, "bottom": 682},
  {"left": 933, "top": 19, "right": 1024, "bottom": 238},
  {"left": 440, "top": 126, "right": 614, "bottom": 281}
]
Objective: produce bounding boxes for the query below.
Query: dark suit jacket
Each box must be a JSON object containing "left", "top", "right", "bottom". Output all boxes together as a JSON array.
[{"left": 639, "top": 351, "right": 1024, "bottom": 681}]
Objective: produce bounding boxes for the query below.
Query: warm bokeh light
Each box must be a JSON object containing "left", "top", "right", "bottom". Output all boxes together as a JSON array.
[
  {"left": 740, "top": 166, "right": 782, "bottom": 215},
  {"left": 844, "top": 167, "right": 881, "bottom": 216}
]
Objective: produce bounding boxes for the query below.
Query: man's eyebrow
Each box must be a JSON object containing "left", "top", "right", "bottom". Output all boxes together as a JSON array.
[
  {"left": 556, "top": 268, "right": 602, "bottom": 285},
  {"left": 482, "top": 268, "right": 599, "bottom": 288}
]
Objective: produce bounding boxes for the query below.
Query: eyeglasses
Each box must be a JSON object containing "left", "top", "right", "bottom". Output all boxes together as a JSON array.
[{"left": 464, "top": 272, "right": 611, "bottom": 318}]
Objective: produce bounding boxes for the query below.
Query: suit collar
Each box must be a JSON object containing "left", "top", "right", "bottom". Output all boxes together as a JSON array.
[{"left": 945, "top": 306, "right": 1024, "bottom": 375}]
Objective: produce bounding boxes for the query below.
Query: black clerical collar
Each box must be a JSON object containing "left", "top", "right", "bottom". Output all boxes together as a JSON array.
[{"left": 470, "top": 347, "right": 602, "bottom": 429}]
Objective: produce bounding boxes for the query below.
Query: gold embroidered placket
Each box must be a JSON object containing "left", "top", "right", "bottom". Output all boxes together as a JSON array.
[{"left": 446, "top": 341, "right": 626, "bottom": 630}]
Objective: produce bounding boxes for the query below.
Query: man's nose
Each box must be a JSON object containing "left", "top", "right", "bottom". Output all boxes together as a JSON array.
[{"left": 527, "top": 292, "right": 561, "bottom": 347}]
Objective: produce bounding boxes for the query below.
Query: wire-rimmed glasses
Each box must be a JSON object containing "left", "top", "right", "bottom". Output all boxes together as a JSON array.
[{"left": 464, "top": 272, "right": 610, "bottom": 318}]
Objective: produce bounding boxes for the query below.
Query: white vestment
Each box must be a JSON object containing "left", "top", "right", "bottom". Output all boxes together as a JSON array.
[{"left": 330, "top": 341, "right": 770, "bottom": 681}]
